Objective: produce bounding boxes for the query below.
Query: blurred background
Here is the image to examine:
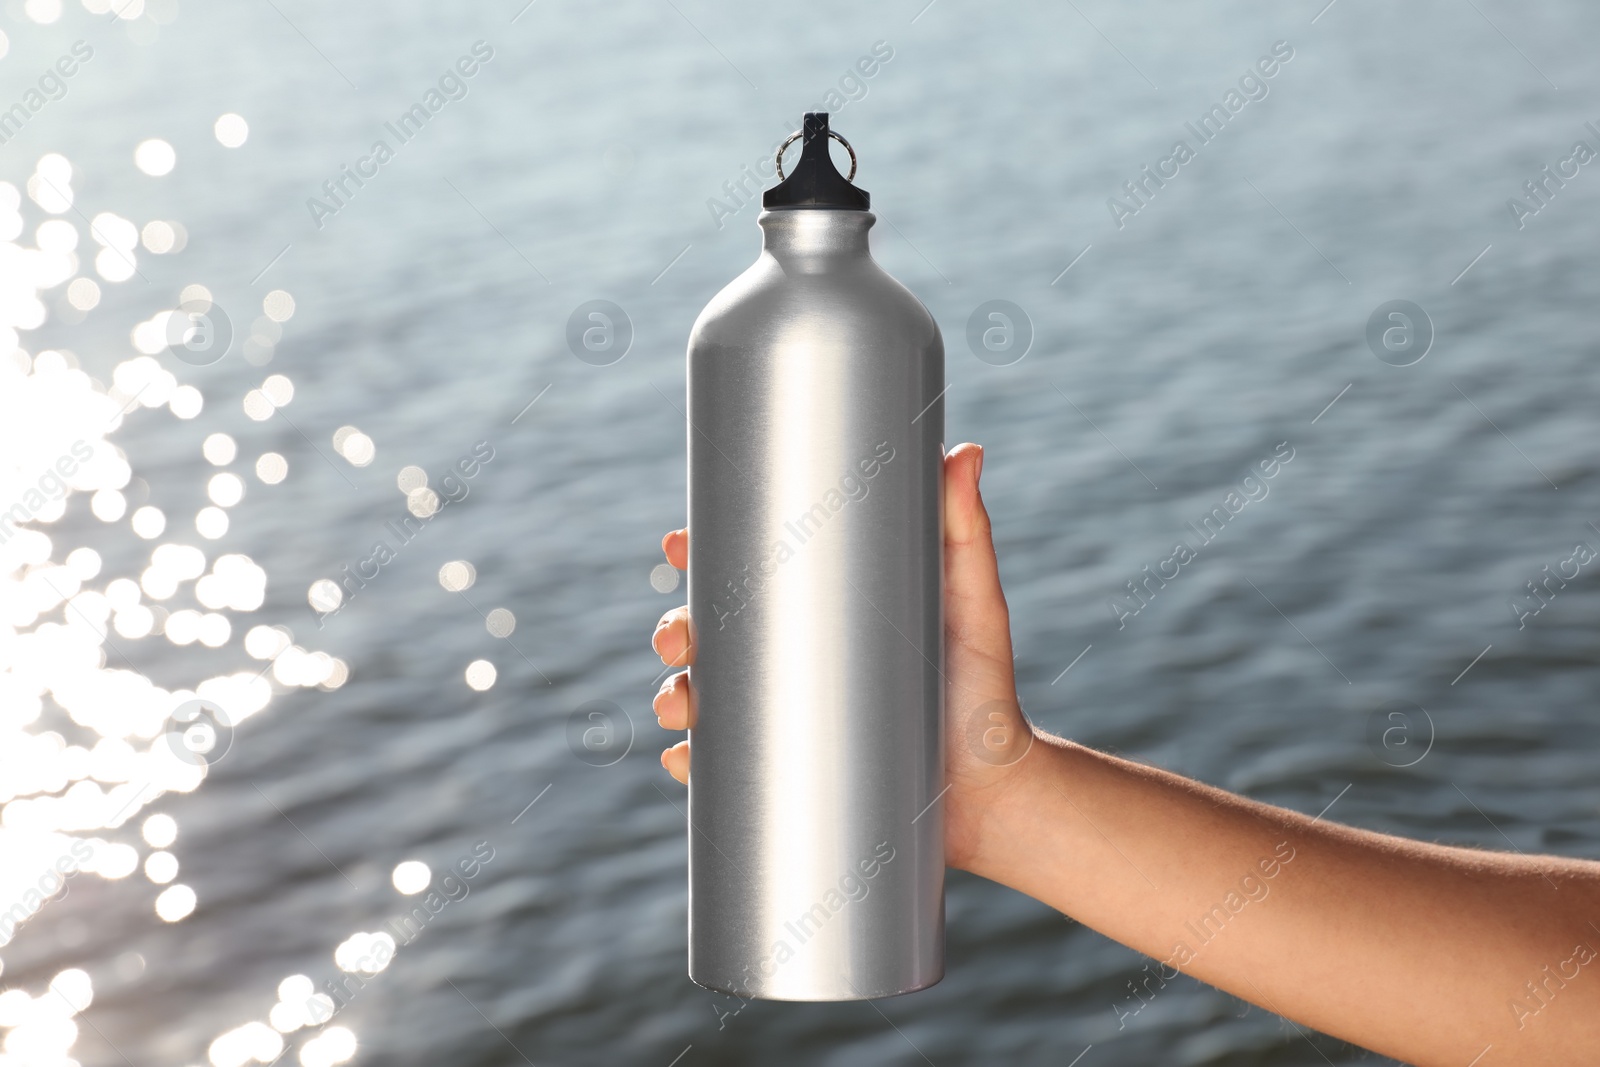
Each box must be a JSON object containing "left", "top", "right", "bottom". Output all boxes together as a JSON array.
[{"left": 1, "top": 0, "right": 1597, "bottom": 1064}]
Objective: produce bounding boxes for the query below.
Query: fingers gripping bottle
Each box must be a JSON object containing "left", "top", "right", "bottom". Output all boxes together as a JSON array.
[{"left": 685, "top": 113, "right": 946, "bottom": 1000}]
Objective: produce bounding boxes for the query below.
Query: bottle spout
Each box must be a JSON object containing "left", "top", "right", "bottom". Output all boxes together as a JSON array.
[{"left": 763, "top": 113, "right": 871, "bottom": 211}]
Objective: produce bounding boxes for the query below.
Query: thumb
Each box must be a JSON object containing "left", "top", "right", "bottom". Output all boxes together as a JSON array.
[{"left": 943, "top": 443, "right": 1016, "bottom": 687}]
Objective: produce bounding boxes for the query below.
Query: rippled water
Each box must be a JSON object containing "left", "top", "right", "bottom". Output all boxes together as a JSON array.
[{"left": 2, "top": 1, "right": 1598, "bottom": 1065}]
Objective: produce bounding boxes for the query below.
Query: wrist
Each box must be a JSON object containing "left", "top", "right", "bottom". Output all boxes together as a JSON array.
[{"left": 956, "top": 726, "right": 1075, "bottom": 882}]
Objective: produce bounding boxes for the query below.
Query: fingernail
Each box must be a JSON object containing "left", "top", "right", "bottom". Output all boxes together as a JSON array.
[{"left": 975, "top": 446, "right": 984, "bottom": 484}]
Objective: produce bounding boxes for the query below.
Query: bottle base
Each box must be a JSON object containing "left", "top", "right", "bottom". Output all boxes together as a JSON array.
[{"left": 688, "top": 968, "right": 945, "bottom": 1003}]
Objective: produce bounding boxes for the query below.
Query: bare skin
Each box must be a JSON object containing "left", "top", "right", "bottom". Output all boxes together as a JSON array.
[{"left": 652, "top": 441, "right": 1600, "bottom": 1066}]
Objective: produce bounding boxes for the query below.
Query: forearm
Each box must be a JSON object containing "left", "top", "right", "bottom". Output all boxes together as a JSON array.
[{"left": 967, "top": 733, "right": 1600, "bottom": 1066}]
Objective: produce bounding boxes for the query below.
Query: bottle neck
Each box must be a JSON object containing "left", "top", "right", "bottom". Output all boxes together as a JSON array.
[{"left": 758, "top": 209, "right": 875, "bottom": 264}]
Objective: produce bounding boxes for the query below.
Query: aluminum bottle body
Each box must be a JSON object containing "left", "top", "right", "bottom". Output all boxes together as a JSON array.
[{"left": 685, "top": 208, "right": 945, "bottom": 1001}]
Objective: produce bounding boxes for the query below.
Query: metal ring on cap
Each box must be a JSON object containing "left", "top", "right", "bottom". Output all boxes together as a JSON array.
[{"left": 774, "top": 129, "right": 857, "bottom": 182}]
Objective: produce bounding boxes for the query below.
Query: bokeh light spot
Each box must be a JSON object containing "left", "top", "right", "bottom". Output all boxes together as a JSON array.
[{"left": 465, "top": 660, "right": 497, "bottom": 691}]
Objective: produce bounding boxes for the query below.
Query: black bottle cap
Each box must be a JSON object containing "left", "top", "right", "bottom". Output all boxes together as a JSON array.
[{"left": 763, "top": 113, "right": 870, "bottom": 211}]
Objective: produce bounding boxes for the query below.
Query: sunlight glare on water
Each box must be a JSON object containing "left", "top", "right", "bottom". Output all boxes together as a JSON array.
[{"left": 0, "top": 138, "right": 356, "bottom": 1065}]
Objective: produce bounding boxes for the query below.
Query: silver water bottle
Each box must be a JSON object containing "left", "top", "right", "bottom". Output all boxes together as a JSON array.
[{"left": 685, "top": 113, "right": 945, "bottom": 1001}]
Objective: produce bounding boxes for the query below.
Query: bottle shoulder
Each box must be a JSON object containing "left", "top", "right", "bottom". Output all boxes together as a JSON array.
[{"left": 688, "top": 253, "right": 940, "bottom": 354}]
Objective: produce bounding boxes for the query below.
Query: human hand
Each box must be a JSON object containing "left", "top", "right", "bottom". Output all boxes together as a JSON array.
[
  {"left": 650, "top": 442, "right": 1038, "bottom": 872},
  {"left": 654, "top": 449, "right": 1600, "bottom": 1066}
]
